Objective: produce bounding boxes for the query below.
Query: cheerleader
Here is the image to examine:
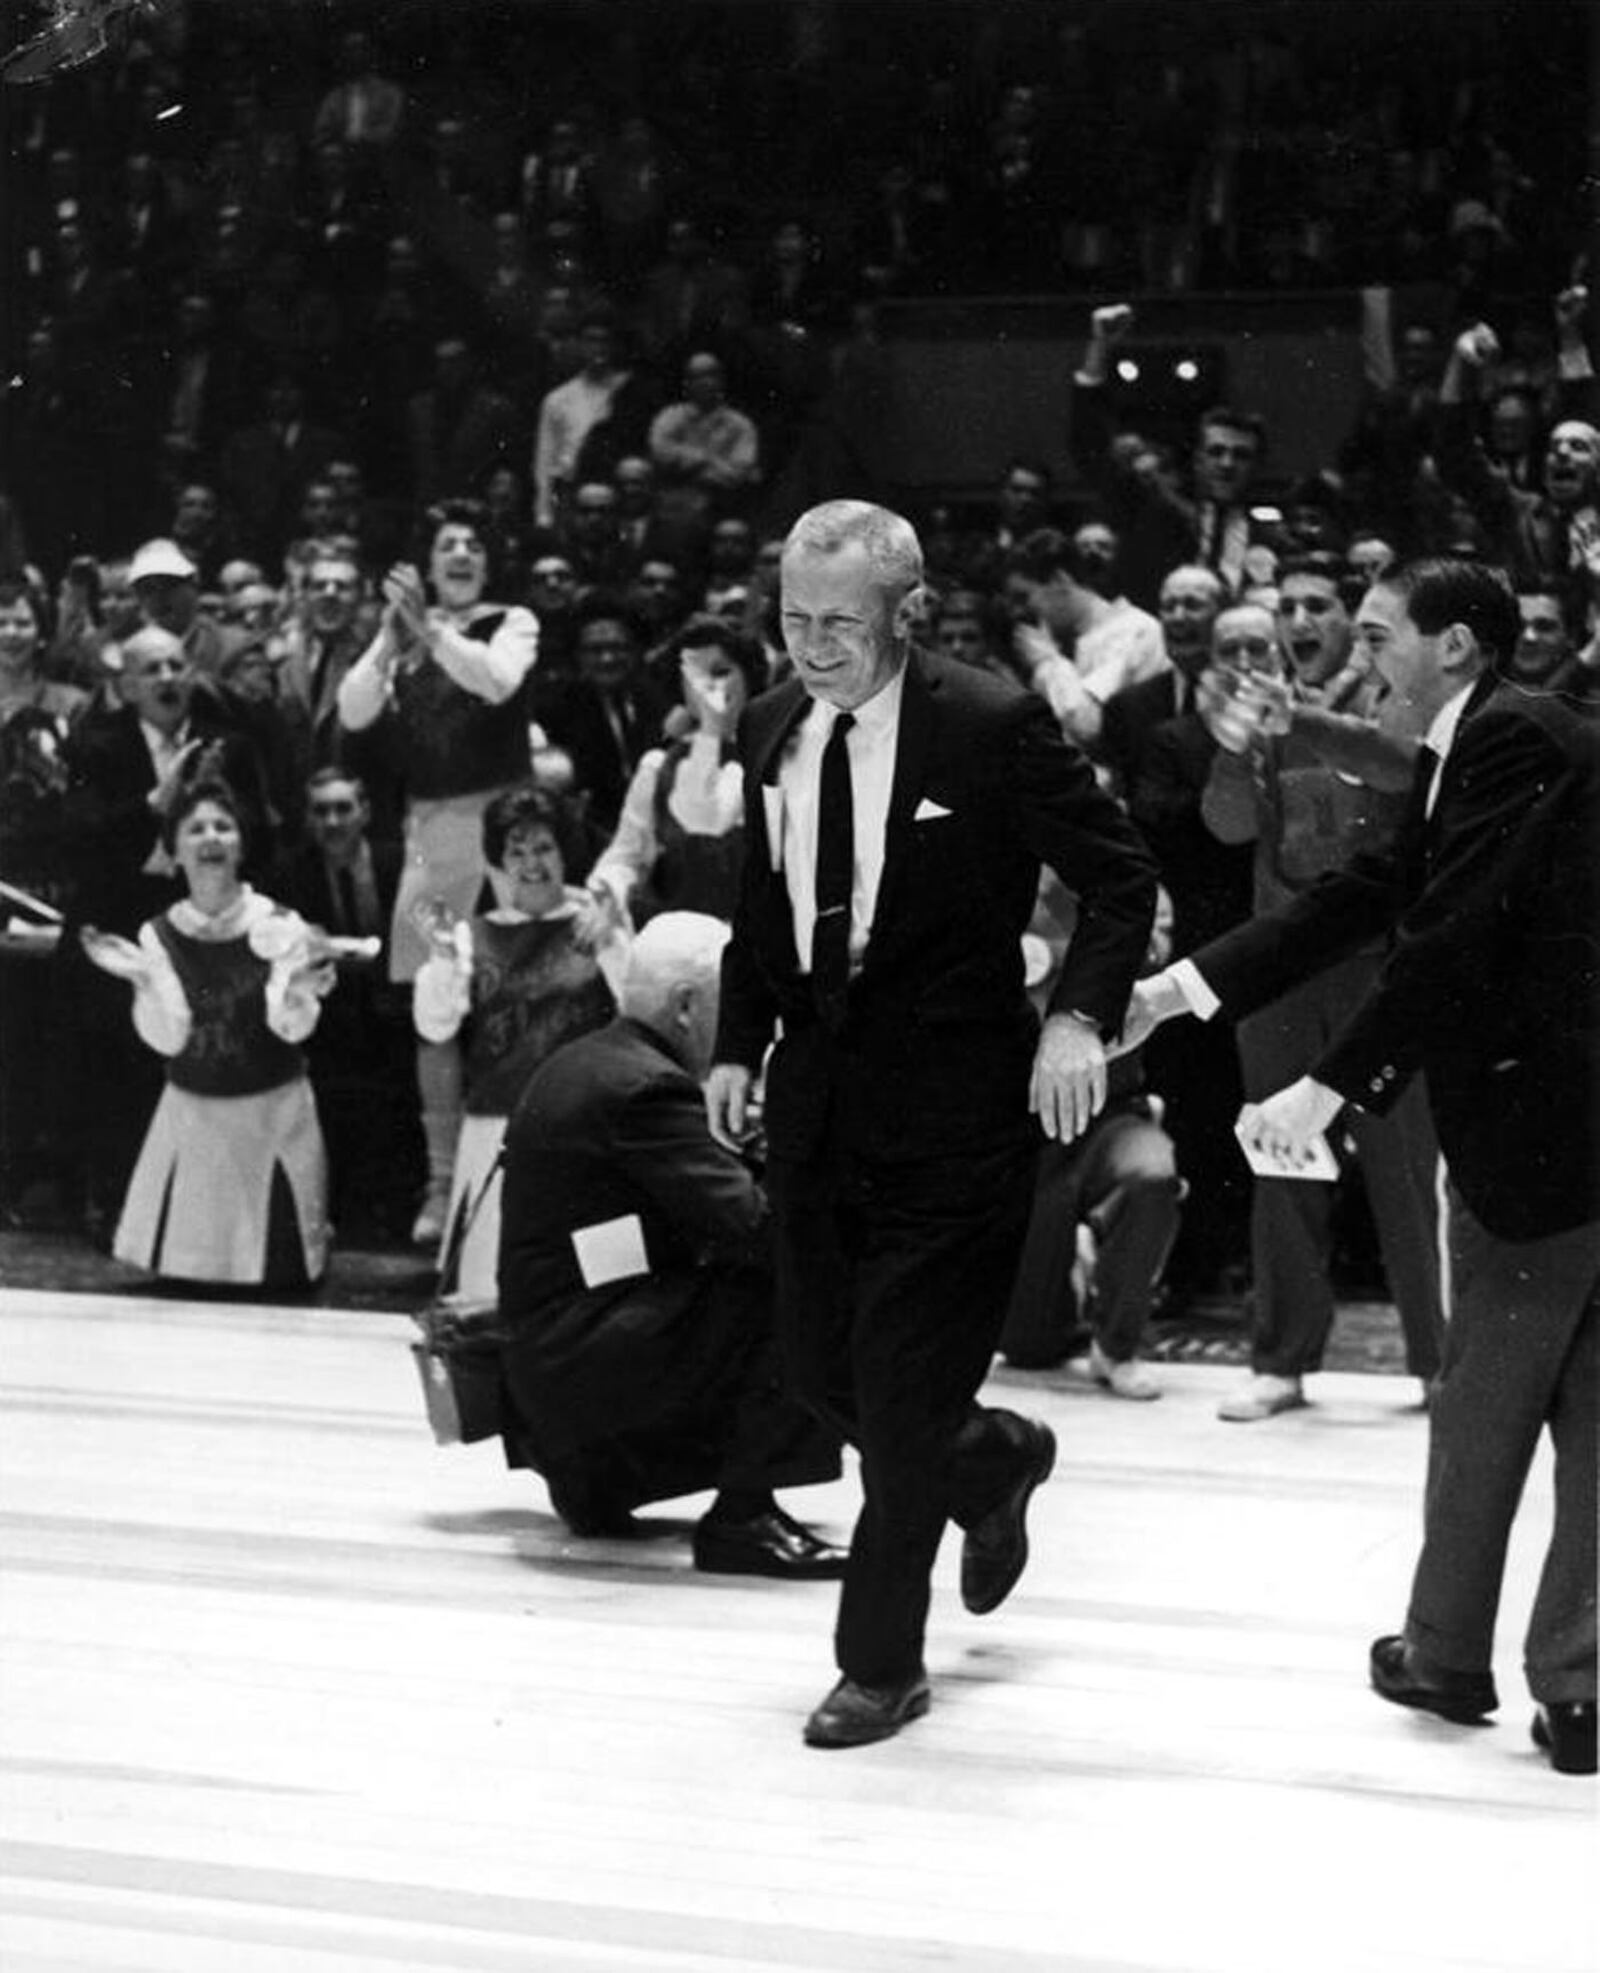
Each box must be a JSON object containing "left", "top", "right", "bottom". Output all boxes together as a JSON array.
[
  {"left": 414, "top": 784, "right": 623, "bottom": 1304},
  {"left": 81, "top": 779, "right": 334, "bottom": 1288}
]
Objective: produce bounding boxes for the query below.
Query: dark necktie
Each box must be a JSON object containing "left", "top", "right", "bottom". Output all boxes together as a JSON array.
[
  {"left": 1399, "top": 741, "right": 1439, "bottom": 884},
  {"left": 1407, "top": 741, "right": 1441, "bottom": 824},
  {"left": 812, "top": 711, "right": 855, "bottom": 1029},
  {"left": 335, "top": 864, "right": 360, "bottom": 933}
]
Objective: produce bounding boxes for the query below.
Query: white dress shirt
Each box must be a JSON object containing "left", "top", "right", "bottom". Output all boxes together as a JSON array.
[
  {"left": 1420, "top": 682, "right": 1474, "bottom": 818},
  {"left": 776, "top": 665, "right": 906, "bottom": 975}
]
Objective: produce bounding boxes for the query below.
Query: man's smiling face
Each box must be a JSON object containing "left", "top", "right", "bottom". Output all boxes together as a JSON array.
[{"left": 780, "top": 542, "right": 903, "bottom": 711}]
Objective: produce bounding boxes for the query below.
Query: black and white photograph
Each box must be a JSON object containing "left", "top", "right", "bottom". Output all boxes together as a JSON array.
[{"left": 2, "top": 2, "right": 1595, "bottom": 1967}]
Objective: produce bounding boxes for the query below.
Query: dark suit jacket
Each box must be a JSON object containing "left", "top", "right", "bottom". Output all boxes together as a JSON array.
[
  {"left": 272, "top": 836, "right": 401, "bottom": 940},
  {"left": 59, "top": 701, "right": 275, "bottom": 931},
  {"left": 715, "top": 649, "right": 1158, "bottom": 1163},
  {"left": 497, "top": 1016, "right": 772, "bottom": 1458},
  {"left": 273, "top": 838, "right": 409, "bottom": 1069},
  {"left": 1193, "top": 675, "right": 1599, "bottom": 1241},
  {"left": 531, "top": 673, "right": 671, "bottom": 835}
]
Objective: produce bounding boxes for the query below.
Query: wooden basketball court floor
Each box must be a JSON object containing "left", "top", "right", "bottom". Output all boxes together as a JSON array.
[{"left": 1, "top": 1285, "right": 1593, "bottom": 1973}]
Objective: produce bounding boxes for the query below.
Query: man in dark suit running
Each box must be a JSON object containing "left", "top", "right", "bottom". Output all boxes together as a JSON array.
[
  {"left": 1127, "top": 558, "right": 1599, "bottom": 1776},
  {"left": 707, "top": 500, "right": 1157, "bottom": 1747}
]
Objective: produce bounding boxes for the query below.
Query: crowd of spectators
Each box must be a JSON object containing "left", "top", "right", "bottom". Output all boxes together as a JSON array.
[{"left": 2, "top": 2, "right": 1596, "bottom": 1348}]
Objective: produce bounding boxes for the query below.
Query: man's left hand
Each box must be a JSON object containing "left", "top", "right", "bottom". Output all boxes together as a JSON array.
[
  {"left": 1030, "top": 1012, "right": 1106, "bottom": 1144},
  {"left": 1236, "top": 1076, "right": 1343, "bottom": 1166}
]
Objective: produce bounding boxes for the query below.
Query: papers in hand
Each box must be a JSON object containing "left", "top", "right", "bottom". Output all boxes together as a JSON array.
[
  {"left": 1233, "top": 1120, "right": 1339, "bottom": 1181},
  {"left": 572, "top": 1213, "right": 650, "bottom": 1288}
]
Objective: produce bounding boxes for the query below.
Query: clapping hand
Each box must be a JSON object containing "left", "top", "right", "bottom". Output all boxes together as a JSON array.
[
  {"left": 569, "top": 886, "right": 621, "bottom": 953},
  {"left": 1197, "top": 664, "right": 1290, "bottom": 754},
  {"left": 79, "top": 925, "right": 150, "bottom": 983},
  {"left": 412, "top": 897, "right": 465, "bottom": 961},
  {"left": 380, "top": 563, "right": 429, "bottom": 651},
  {"left": 148, "top": 736, "right": 205, "bottom": 814},
  {"left": 1569, "top": 509, "right": 1600, "bottom": 586},
  {"left": 680, "top": 659, "right": 739, "bottom": 740}
]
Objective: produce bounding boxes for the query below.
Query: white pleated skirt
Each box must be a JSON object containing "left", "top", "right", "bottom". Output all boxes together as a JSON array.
[
  {"left": 390, "top": 790, "right": 512, "bottom": 983},
  {"left": 114, "top": 1078, "right": 330, "bottom": 1287}
]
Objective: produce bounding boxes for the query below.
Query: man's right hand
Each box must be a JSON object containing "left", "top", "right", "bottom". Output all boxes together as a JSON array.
[{"left": 705, "top": 1062, "right": 754, "bottom": 1151}]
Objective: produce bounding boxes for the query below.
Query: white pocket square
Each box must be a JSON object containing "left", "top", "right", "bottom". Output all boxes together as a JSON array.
[{"left": 914, "top": 797, "right": 953, "bottom": 822}]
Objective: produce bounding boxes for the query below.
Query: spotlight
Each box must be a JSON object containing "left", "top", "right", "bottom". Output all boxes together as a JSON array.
[
  {"left": 1116, "top": 358, "right": 1140, "bottom": 383},
  {"left": 1175, "top": 358, "right": 1199, "bottom": 382}
]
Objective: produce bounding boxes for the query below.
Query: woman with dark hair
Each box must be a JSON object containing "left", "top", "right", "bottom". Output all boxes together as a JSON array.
[
  {"left": 585, "top": 614, "right": 761, "bottom": 925},
  {"left": 335, "top": 496, "right": 542, "bottom": 1244},
  {"left": 79, "top": 779, "right": 334, "bottom": 1288},
  {"left": 412, "top": 782, "right": 623, "bottom": 1303}
]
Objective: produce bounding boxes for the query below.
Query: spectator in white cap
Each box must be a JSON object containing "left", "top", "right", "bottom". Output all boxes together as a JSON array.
[{"left": 129, "top": 538, "right": 238, "bottom": 681}]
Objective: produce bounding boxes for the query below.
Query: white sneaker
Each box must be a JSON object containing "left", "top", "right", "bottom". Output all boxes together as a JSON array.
[
  {"left": 1089, "top": 1341, "right": 1161, "bottom": 1401},
  {"left": 1217, "top": 1372, "right": 1306, "bottom": 1422}
]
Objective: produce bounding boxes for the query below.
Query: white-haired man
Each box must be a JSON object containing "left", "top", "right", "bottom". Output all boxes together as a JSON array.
[
  {"left": 497, "top": 911, "right": 846, "bottom": 1577},
  {"left": 708, "top": 500, "right": 1157, "bottom": 1746}
]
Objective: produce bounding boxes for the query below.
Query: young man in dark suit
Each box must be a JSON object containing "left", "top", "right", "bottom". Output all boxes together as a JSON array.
[
  {"left": 274, "top": 768, "right": 421, "bottom": 1242},
  {"left": 707, "top": 500, "right": 1157, "bottom": 1747},
  {"left": 1128, "top": 557, "right": 1599, "bottom": 1776}
]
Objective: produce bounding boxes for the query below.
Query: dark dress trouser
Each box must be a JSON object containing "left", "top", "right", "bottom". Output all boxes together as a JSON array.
[
  {"left": 1236, "top": 951, "right": 1444, "bottom": 1381},
  {"left": 1407, "top": 1193, "right": 1599, "bottom": 1704},
  {"left": 768, "top": 1129, "right": 1039, "bottom": 1688}
]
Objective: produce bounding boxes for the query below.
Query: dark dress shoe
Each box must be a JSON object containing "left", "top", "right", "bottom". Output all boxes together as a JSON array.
[
  {"left": 692, "top": 1507, "right": 848, "bottom": 1580},
  {"left": 1532, "top": 1702, "right": 1597, "bottom": 1775},
  {"left": 1369, "top": 1634, "right": 1498, "bottom": 1723},
  {"left": 960, "top": 1420, "right": 1056, "bottom": 1615},
  {"left": 804, "top": 1672, "right": 931, "bottom": 1748}
]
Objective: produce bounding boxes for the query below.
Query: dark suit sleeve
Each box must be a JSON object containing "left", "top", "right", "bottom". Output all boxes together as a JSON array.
[
  {"left": 714, "top": 717, "right": 783, "bottom": 1072},
  {"left": 1008, "top": 696, "right": 1159, "bottom": 1036},
  {"left": 1314, "top": 708, "right": 1573, "bottom": 1110},
  {"left": 58, "top": 718, "right": 160, "bottom": 864},
  {"left": 613, "top": 1073, "right": 770, "bottom": 1267},
  {"left": 1193, "top": 847, "right": 1402, "bottom": 1017}
]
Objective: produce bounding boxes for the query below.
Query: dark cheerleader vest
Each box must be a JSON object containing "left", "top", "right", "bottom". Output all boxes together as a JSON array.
[
  {"left": 462, "top": 914, "right": 614, "bottom": 1116},
  {"left": 640, "top": 738, "right": 744, "bottom": 922},
  {"left": 152, "top": 918, "right": 303, "bottom": 1096},
  {"left": 391, "top": 609, "right": 531, "bottom": 799}
]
